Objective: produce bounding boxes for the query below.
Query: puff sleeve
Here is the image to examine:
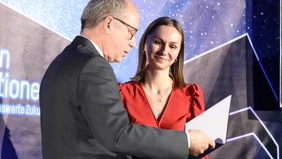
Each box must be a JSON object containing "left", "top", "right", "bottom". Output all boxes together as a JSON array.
[
  {"left": 187, "top": 84, "right": 205, "bottom": 119},
  {"left": 117, "top": 82, "right": 125, "bottom": 100}
]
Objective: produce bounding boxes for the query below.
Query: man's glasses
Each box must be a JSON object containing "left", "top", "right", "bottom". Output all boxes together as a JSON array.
[{"left": 113, "top": 17, "right": 138, "bottom": 40}]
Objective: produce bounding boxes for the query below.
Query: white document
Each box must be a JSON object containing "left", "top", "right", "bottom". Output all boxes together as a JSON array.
[{"left": 185, "top": 95, "right": 232, "bottom": 144}]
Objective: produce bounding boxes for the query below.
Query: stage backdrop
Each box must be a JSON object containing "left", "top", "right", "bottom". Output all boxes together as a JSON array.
[{"left": 0, "top": 0, "right": 281, "bottom": 159}]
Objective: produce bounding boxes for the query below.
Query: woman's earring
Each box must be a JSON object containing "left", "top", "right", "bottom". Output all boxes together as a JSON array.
[{"left": 174, "top": 58, "right": 178, "bottom": 63}]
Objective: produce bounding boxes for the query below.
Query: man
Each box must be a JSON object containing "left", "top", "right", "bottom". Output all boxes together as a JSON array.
[{"left": 40, "top": 0, "right": 215, "bottom": 159}]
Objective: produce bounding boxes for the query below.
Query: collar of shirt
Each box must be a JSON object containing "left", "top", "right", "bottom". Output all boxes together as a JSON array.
[{"left": 79, "top": 35, "right": 104, "bottom": 57}]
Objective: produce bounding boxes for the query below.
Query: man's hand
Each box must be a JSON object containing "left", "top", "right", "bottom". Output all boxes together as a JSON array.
[{"left": 188, "top": 129, "right": 216, "bottom": 156}]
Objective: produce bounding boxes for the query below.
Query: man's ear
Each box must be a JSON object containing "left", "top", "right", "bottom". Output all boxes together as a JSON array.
[{"left": 103, "top": 16, "right": 114, "bottom": 34}]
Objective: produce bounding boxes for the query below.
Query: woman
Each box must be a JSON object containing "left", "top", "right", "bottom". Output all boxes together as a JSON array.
[{"left": 119, "top": 17, "right": 208, "bottom": 159}]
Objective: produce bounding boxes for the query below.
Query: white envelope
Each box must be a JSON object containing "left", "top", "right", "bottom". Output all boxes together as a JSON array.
[{"left": 186, "top": 95, "right": 232, "bottom": 159}]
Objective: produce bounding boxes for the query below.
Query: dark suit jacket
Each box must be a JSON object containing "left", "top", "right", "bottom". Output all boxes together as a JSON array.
[{"left": 40, "top": 36, "right": 189, "bottom": 159}]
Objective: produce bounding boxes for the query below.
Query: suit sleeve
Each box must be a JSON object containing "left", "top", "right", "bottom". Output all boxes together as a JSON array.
[{"left": 78, "top": 56, "right": 189, "bottom": 158}]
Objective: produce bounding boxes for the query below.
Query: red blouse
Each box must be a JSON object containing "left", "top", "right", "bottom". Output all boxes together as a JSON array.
[
  {"left": 118, "top": 81, "right": 205, "bottom": 131},
  {"left": 119, "top": 81, "right": 208, "bottom": 159}
]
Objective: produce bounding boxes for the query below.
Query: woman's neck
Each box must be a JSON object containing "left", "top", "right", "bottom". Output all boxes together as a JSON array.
[
  {"left": 143, "top": 69, "right": 172, "bottom": 91},
  {"left": 142, "top": 69, "right": 173, "bottom": 119}
]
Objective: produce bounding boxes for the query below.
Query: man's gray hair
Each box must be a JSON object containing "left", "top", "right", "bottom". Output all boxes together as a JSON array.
[{"left": 81, "top": 0, "right": 127, "bottom": 32}]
